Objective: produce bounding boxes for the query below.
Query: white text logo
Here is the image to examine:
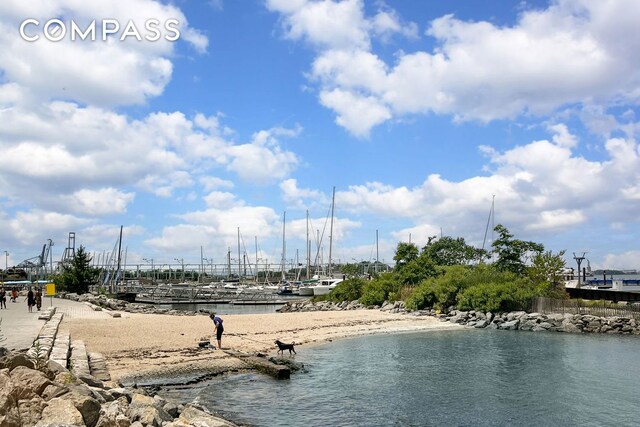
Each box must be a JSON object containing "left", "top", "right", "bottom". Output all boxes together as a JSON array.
[{"left": 19, "top": 18, "right": 181, "bottom": 42}]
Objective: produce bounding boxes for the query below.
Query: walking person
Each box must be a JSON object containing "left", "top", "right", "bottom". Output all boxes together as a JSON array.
[
  {"left": 0, "top": 287, "right": 6, "bottom": 309},
  {"left": 209, "top": 313, "right": 224, "bottom": 350},
  {"left": 26, "top": 287, "right": 34, "bottom": 312},
  {"left": 11, "top": 287, "right": 17, "bottom": 303},
  {"left": 36, "top": 288, "right": 42, "bottom": 311}
]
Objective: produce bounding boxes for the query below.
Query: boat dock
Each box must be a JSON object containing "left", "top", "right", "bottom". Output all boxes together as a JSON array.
[{"left": 113, "top": 281, "right": 308, "bottom": 305}]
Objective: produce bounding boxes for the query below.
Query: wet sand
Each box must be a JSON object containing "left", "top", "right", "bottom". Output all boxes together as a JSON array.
[{"left": 61, "top": 309, "right": 463, "bottom": 383}]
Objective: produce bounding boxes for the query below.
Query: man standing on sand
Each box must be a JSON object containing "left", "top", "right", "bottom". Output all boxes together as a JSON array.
[{"left": 209, "top": 312, "right": 224, "bottom": 350}]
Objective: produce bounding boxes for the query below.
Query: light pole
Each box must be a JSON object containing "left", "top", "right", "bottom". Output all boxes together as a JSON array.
[
  {"left": 175, "top": 258, "right": 184, "bottom": 281},
  {"left": 143, "top": 258, "right": 154, "bottom": 281},
  {"left": 3, "top": 251, "right": 8, "bottom": 283},
  {"left": 2, "top": 251, "right": 8, "bottom": 283}
]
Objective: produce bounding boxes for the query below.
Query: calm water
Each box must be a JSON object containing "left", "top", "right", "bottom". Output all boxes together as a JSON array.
[{"left": 162, "top": 329, "right": 640, "bottom": 426}]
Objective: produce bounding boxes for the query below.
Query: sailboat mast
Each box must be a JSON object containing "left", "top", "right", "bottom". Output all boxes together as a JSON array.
[
  {"left": 116, "top": 225, "right": 123, "bottom": 287},
  {"left": 281, "top": 211, "right": 286, "bottom": 281},
  {"left": 328, "top": 186, "right": 335, "bottom": 277},
  {"left": 237, "top": 227, "right": 241, "bottom": 280},
  {"left": 306, "top": 210, "right": 310, "bottom": 279},
  {"left": 255, "top": 236, "right": 259, "bottom": 284},
  {"left": 376, "top": 229, "right": 379, "bottom": 275}
]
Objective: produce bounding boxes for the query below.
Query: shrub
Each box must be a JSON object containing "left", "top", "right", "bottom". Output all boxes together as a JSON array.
[
  {"left": 456, "top": 280, "right": 534, "bottom": 312},
  {"left": 359, "top": 273, "right": 399, "bottom": 306},
  {"left": 327, "top": 278, "right": 365, "bottom": 302},
  {"left": 406, "top": 265, "right": 472, "bottom": 310}
]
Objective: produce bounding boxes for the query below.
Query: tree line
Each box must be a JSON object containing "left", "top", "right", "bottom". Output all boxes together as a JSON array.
[{"left": 325, "top": 224, "right": 567, "bottom": 313}]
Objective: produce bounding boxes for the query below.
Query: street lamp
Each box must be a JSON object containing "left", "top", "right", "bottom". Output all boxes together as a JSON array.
[
  {"left": 142, "top": 258, "right": 154, "bottom": 281},
  {"left": 174, "top": 258, "right": 184, "bottom": 281}
]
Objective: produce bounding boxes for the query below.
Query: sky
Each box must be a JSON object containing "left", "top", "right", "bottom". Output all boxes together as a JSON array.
[{"left": 1, "top": 0, "right": 640, "bottom": 273}]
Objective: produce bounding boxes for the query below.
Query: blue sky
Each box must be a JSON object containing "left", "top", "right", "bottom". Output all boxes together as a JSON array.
[{"left": 1, "top": 0, "right": 640, "bottom": 273}]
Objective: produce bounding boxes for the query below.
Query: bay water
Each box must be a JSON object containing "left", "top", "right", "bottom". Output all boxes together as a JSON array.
[{"left": 161, "top": 329, "right": 640, "bottom": 426}]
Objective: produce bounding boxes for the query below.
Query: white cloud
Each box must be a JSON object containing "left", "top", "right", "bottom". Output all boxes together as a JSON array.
[
  {"left": 319, "top": 89, "right": 390, "bottom": 137},
  {"left": 0, "top": 102, "right": 300, "bottom": 209},
  {"left": 203, "top": 191, "right": 244, "bottom": 208},
  {"left": 371, "top": 9, "right": 418, "bottom": 41},
  {"left": 0, "top": 0, "right": 208, "bottom": 107},
  {"left": 0, "top": 0, "right": 208, "bottom": 106},
  {"left": 266, "top": 0, "right": 370, "bottom": 50},
  {"left": 602, "top": 250, "right": 640, "bottom": 271},
  {"left": 549, "top": 123, "right": 578, "bottom": 149},
  {"left": 226, "top": 127, "right": 300, "bottom": 183},
  {"left": 333, "top": 125, "right": 640, "bottom": 243},
  {"left": 280, "top": 178, "right": 326, "bottom": 208},
  {"left": 269, "top": 0, "right": 640, "bottom": 136},
  {"left": 200, "top": 176, "right": 234, "bottom": 192},
  {"left": 63, "top": 188, "right": 135, "bottom": 216}
]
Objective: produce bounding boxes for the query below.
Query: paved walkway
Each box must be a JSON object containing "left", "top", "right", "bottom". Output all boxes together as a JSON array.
[{"left": 0, "top": 296, "right": 111, "bottom": 351}]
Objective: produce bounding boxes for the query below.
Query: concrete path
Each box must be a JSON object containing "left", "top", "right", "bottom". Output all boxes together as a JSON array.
[{"left": 0, "top": 296, "right": 111, "bottom": 351}]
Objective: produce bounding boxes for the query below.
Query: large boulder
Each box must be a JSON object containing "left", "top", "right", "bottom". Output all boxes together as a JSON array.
[
  {"left": 41, "top": 383, "right": 70, "bottom": 401},
  {"left": 95, "top": 396, "right": 130, "bottom": 427},
  {"left": 126, "top": 393, "right": 173, "bottom": 427},
  {"left": 1, "top": 352, "right": 35, "bottom": 371},
  {"left": 0, "top": 369, "right": 20, "bottom": 426},
  {"left": 68, "top": 392, "right": 102, "bottom": 427},
  {"left": 10, "top": 366, "right": 52, "bottom": 400},
  {"left": 166, "top": 405, "right": 237, "bottom": 427},
  {"left": 499, "top": 319, "right": 520, "bottom": 330},
  {"left": 17, "top": 396, "right": 47, "bottom": 427},
  {"left": 35, "top": 397, "right": 84, "bottom": 426}
]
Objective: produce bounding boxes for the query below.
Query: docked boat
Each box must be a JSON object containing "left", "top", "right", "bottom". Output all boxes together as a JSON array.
[{"left": 310, "top": 277, "right": 343, "bottom": 296}]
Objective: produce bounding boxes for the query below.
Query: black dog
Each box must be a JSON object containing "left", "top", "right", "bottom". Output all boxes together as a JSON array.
[{"left": 275, "top": 339, "right": 296, "bottom": 355}]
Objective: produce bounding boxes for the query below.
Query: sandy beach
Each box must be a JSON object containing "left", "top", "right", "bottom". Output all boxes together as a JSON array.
[{"left": 60, "top": 309, "right": 463, "bottom": 383}]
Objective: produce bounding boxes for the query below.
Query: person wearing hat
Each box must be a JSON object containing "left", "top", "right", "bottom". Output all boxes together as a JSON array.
[{"left": 209, "top": 312, "right": 224, "bottom": 350}]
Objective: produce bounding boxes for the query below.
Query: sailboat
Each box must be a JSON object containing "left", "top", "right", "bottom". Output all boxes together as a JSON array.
[
  {"left": 277, "top": 212, "right": 295, "bottom": 295},
  {"left": 308, "top": 187, "right": 344, "bottom": 296}
]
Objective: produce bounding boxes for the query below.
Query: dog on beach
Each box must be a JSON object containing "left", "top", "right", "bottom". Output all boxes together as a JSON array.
[{"left": 275, "top": 339, "right": 296, "bottom": 355}]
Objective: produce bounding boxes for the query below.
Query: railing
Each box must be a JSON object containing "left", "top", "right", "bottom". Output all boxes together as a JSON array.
[{"left": 532, "top": 297, "right": 640, "bottom": 320}]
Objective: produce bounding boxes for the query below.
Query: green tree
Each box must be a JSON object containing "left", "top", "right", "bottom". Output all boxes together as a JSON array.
[
  {"left": 360, "top": 272, "right": 401, "bottom": 306},
  {"left": 422, "top": 236, "right": 488, "bottom": 266},
  {"left": 491, "top": 225, "right": 544, "bottom": 275},
  {"left": 528, "top": 250, "right": 568, "bottom": 299},
  {"left": 55, "top": 246, "right": 99, "bottom": 294},
  {"left": 340, "top": 263, "right": 360, "bottom": 278},
  {"left": 327, "top": 278, "right": 366, "bottom": 302},
  {"left": 393, "top": 242, "right": 419, "bottom": 270}
]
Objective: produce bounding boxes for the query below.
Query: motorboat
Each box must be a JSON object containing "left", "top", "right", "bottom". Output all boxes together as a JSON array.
[{"left": 310, "top": 278, "right": 343, "bottom": 296}]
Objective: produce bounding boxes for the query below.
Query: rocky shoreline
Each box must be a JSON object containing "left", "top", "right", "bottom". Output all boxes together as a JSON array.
[
  {"left": 0, "top": 349, "right": 237, "bottom": 426},
  {"left": 439, "top": 309, "right": 640, "bottom": 334},
  {"left": 277, "top": 299, "right": 640, "bottom": 335}
]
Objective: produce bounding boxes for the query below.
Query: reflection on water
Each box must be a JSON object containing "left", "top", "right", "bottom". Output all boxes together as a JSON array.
[{"left": 162, "top": 329, "right": 640, "bottom": 426}]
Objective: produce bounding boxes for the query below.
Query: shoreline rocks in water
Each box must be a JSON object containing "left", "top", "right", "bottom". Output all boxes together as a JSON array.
[
  {"left": 439, "top": 309, "right": 640, "bottom": 335},
  {"left": 0, "top": 350, "right": 238, "bottom": 426},
  {"left": 277, "top": 299, "right": 408, "bottom": 314}
]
